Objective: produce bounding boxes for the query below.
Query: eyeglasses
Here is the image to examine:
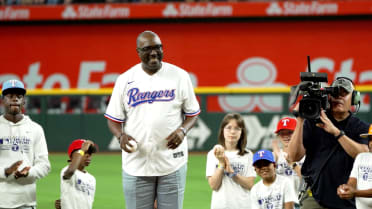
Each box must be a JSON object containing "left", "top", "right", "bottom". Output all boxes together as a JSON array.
[
  {"left": 224, "top": 126, "right": 242, "bottom": 132},
  {"left": 137, "top": 44, "right": 163, "bottom": 53}
]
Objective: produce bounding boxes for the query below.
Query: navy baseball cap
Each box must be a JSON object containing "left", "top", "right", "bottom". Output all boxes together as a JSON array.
[
  {"left": 2, "top": 80, "right": 26, "bottom": 96},
  {"left": 253, "top": 149, "right": 275, "bottom": 166}
]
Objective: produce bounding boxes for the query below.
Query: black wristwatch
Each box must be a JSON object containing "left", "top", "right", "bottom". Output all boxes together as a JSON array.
[
  {"left": 335, "top": 130, "right": 345, "bottom": 140},
  {"left": 292, "top": 163, "right": 298, "bottom": 169},
  {"left": 292, "top": 110, "right": 300, "bottom": 118}
]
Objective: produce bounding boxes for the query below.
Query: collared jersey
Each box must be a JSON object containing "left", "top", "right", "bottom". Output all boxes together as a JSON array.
[{"left": 105, "top": 62, "right": 200, "bottom": 176}]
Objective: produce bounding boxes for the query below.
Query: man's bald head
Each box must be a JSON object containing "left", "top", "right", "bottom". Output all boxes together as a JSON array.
[
  {"left": 136, "top": 31, "right": 163, "bottom": 74},
  {"left": 137, "top": 31, "right": 161, "bottom": 48}
]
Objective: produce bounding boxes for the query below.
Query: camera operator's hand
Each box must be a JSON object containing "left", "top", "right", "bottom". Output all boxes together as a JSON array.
[{"left": 316, "top": 110, "right": 339, "bottom": 136}]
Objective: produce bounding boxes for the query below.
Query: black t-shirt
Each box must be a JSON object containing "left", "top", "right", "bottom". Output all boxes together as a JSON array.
[{"left": 301, "top": 112, "right": 369, "bottom": 209}]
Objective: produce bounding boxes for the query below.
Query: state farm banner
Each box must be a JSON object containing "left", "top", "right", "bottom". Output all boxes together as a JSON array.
[
  {"left": 1, "top": 20, "right": 372, "bottom": 112},
  {"left": 1, "top": 0, "right": 372, "bottom": 21}
]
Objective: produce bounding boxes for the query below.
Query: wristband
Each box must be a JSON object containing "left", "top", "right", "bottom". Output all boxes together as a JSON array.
[
  {"left": 77, "top": 150, "right": 85, "bottom": 156},
  {"left": 217, "top": 163, "right": 224, "bottom": 169},
  {"left": 227, "top": 170, "right": 238, "bottom": 178},
  {"left": 179, "top": 127, "right": 187, "bottom": 136},
  {"left": 335, "top": 130, "right": 345, "bottom": 140}
]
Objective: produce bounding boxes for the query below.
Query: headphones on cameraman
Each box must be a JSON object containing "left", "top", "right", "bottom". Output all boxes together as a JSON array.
[{"left": 333, "top": 77, "right": 361, "bottom": 106}]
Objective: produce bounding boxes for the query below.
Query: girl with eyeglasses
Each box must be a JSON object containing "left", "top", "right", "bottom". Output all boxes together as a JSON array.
[{"left": 206, "top": 113, "right": 256, "bottom": 209}]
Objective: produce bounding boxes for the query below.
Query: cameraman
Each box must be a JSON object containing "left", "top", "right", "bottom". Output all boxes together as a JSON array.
[{"left": 288, "top": 77, "right": 369, "bottom": 209}]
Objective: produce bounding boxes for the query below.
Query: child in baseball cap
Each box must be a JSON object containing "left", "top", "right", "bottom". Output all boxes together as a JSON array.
[
  {"left": 251, "top": 149, "right": 297, "bottom": 209},
  {"left": 55, "top": 139, "right": 97, "bottom": 209},
  {"left": 2, "top": 79, "right": 26, "bottom": 96},
  {"left": 272, "top": 117, "right": 303, "bottom": 207},
  {"left": 272, "top": 117, "right": 297, "bottom": 160},
  {"left": 360, "top": 124, "right": 372, "bottom": 152}
]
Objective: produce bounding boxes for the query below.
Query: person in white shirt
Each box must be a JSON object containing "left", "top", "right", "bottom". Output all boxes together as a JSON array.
[
  {"left": 104, "top": 30, "right": 200, "bottom": 209},
  {"left": 55, "top": 139, "right": 97, "bottom": 209},
  {"left": 337, "top": 124, "right": 372, "bottom": 209},
  {"left": 206, "top": 113, "right": 256, "bottom": 209},
  {"left": 251, "top": 149, "right": 297, "bottom": 209},
  {"left": 272, "top": 117, "right": 304, "bottom": 208},
  {"left": 0, "top": 79, "right": 51, "bottom": 209}
]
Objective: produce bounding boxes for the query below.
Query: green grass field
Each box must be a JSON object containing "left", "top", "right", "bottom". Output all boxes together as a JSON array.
[{"left": 37, "top": 153, "right": 213, "bottom": 209}]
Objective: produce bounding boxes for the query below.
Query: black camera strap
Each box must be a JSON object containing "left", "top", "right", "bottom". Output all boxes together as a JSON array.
[
  {"left": 299, "top": 143, "right": 339, "bottom": 205},
  {"left": 309, "top": 143, "right": 339, "bottom": 189},
  {"left": 300, "top": 114, "right": 352, "bottom": 204}
]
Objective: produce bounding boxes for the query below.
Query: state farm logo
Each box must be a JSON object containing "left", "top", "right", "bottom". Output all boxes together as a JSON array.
[
  {"left": 266, "top": 1, "right": 338, "bottom": 16},
  {"left": 61, "top": 5, "right": 130, "bottom": 19},
  {"left": 0, "top": 7, "right": 30, "bottom": 20},
  {"left": 266, "top": 3, "right": 282, "bottom": 15},
  {"left": 163, "top": 4, "right": 178, "bottom": 17},
  {"left": 163, "top": 3, "right": 232, "bottom": 17},
  {"left": 62, "top": 6, "right": 77, "bottom": 19}
]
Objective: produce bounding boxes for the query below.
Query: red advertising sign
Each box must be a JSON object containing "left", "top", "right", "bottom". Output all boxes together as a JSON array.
[
  {"left": 1, "top": 0, "right": 372, "bottom": 21},
  {"left": 1, "top": 19, "right": 372, "bottom": 111}
]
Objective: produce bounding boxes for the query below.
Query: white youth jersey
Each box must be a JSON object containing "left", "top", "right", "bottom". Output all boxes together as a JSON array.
[
  {"left": 349, "top": 152, "right": 372, "bottom": 209},
  {"left": 60, "top": 166, "right": 96, "bottom": 209},
  {"left": 0, "top": 115, "right": 50, "bottom": 208},
  {"left": 276, "top": 149, "right": 304, "bottom": 196},
  {"left": 206, "top": 149, "right": 256, "bottom": 209},
  {"left": 105, "top": 62, "right": 200, "bottom": 176},
  {"left": 251, "top": 175, "right": 297, "bottom": 209}
]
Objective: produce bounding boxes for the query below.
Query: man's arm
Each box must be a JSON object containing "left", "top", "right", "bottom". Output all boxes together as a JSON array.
[
  {"left": 181, "top": 115, "right": 198, "bottom": 133},
  {"left": 317, "top": 111, "right": 368, "bottom": 158},
  {"left": 336, "top": 134, "right": 368, "bottom": 158},
  {"left": 107, "top": 119, "right": 136, "bottom": 153},
  {"left": 166, "top": 115, "right": 198, "bottom": 149},
  {"left": 288, "top": 117, "right": 306, "bottom": 162},
  {"left": 107, "top": 119, "right": 123, "bottom": 140}
]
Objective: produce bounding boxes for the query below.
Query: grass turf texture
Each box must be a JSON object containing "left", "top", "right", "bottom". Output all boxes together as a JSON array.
[{"left": 37, "top": 153, "right": 213, "bottom": 209}]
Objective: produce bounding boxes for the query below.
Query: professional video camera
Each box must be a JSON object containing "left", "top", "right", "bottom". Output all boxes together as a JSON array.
[{"left": 290, "top": 57, "right": 340, "bottom": 122}]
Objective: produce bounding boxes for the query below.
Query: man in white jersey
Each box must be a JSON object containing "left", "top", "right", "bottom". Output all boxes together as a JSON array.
[
  {"left": 337, "top": 124, "right": 372, "bottom": 209},
  {"left": 251, "top": 149, "right": 297, "bottom": 209},
  {"left": 0, "top": 79, "right": 51, "bottom": 209},
  {"left": 55, "top": 139, "right": 97, "bottom": 209},
  {"left": 104, "top": 30, "right": 200, "bottom": 209}
]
